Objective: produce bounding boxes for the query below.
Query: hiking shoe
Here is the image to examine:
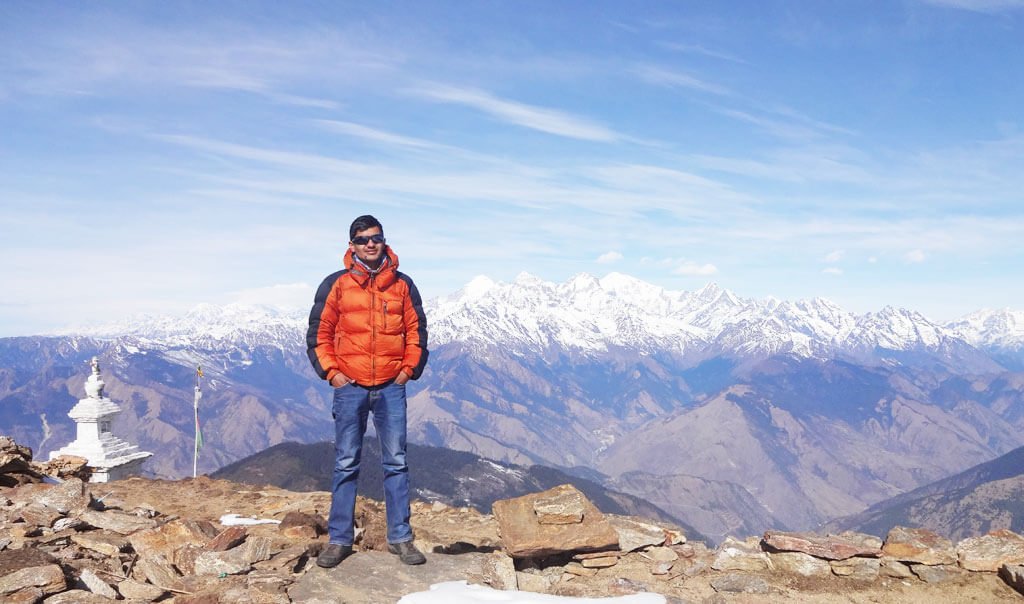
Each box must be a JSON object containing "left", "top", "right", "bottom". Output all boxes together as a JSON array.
[
  {"left": 316, "top": 543, "right": 353, "bottom": 568},
  {"left": 388, "top": 540, "right": 426, "bottom": 565}
]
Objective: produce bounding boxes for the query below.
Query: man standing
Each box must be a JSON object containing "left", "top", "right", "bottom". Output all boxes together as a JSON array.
[{"left": 307, "top": 215, "right": 429, "bottom": 567}]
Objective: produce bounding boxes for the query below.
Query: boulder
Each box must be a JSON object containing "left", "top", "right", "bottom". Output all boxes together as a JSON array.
[
  {"left": 830, "top": 557, "right": 880, "bottom": 580},
  {"left": 882, "top": 526, "right": 956, "bottom": 566},
  {"left": 762, "top": 530, "right": 881, "bottom": 560},
  {"left": 606, "top": 515, "right": 669, "bottom": 553},
  {"left": 492, "top": 485, "right": 618, "bottom": 558},
  {"left": 956, "top": 529, "right": 1024, "bottom": 572},
  {"left": 711, "top": 536, "right": 771, "bottom": 572},
  {"left": 768, "top": 551, "right": 831, "bottom": 577}
]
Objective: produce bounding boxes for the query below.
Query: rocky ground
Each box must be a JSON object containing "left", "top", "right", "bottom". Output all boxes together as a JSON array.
[{"left": 2, "top": 437, "right": 1024, "bottom": 603}]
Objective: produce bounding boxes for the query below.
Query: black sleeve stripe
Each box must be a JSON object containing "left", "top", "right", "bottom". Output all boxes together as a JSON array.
[
  {"left": 306, "top": 270, "right": 346, "bottom": 380},
  {"left": 398, "top": 272, "right": 429, "bottom": 379}
]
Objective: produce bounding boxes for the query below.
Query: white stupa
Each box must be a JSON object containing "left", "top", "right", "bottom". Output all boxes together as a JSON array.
[{"left": 50, "top": 357, "right": 152, "bottom": 482}]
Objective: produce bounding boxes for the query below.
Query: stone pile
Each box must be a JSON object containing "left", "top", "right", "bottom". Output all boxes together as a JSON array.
[
  {"left": 492, "top": 484, "right": 699, "bottom": 595},
  {"left": 0, "top": 437, "right": 45, "bottom": 487},
  {"left": 0, "top": 437, "right": 337, "bottom": 603},
  {"left": 0, "top": 436, "right": 90, "bottom": 488},
  {"left": 0, "top": 472, "right": 332, "bottom": 602},
  {"left": 3, "top": 435, "right": 1024, "bottom": 603},
  {"left": 491, "top": 483, "right": 1024, "bottom": 598}
]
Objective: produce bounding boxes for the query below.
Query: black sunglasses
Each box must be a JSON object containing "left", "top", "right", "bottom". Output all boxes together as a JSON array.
[{"left": 352, "top": 234, "right": 385, "bottom": 245}]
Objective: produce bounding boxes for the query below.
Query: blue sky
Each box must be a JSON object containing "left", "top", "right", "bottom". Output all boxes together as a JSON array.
[{"left": 1, "top": 1, "right": 1022, "bottom": 335}]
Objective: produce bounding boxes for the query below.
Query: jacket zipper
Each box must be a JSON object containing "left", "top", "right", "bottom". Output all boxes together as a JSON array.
[{"left": 370, "top": 281, "right": 376, "bottom": 385}]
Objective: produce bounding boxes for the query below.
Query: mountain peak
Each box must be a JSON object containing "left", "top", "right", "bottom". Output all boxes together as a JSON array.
[
  {"left": 513, "top": 272, "right": 544, "bottom": 286},
  {"left": 460, "top": 275, "right": 496, "bottom": 299}
]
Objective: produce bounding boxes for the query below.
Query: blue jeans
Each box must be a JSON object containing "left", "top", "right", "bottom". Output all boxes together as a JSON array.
[{"left": 328, "top": 381, "right": 413, "bottom": 546}]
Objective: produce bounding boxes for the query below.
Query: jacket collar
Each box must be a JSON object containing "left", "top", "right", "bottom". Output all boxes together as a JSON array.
[{"left": 344, "top": 247, "right": 399, "bottom": 288}]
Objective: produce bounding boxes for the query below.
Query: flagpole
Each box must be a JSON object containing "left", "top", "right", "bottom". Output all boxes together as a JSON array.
[{"left": 193, "top": 366, "right": 203, "bottom": 478}]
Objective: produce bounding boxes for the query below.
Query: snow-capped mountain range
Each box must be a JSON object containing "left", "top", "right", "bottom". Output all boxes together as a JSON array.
[
  {"left": 11, "top": 271, "right": 1023, "bottom": 539},
  {"left": 427, "top": 272, "right": 1022, "bottom": 368},
  {"left": 64, "top": 272, "right": 1024, "bottom": 368}
]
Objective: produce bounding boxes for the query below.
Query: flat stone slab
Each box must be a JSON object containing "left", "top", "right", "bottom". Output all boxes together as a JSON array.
[
  {"left": 289, "top": 550, "right": 490, "bottom": 604},
  {"left": 768, "top": 551, "right": 831, "bottom": 577},
  {"left": 0, "top": 563, "right": 66, "bottom": 597},
  {"left": 606, "top": 515, "right": 670, "bottom": 553},
  {"left": 763, "top": 530, "right": 881, "bottom": 560},
  {"left": 79, "top": 509, "right": 158, "bottom": 535},
  {"left": 882, "top": 526, "right": 956, "bottom": 565},
  {"left": 129, "top": 518, "right": 218, "bottom": 558},
  {"left": 957, "top": 529, "right": 1024, "bottom": 572},
  {"left": 533, "top": 487, "right": 585, "bottom": 524},
  {"left": 493, "top": 484, "right": 618, "bottom": 558}
]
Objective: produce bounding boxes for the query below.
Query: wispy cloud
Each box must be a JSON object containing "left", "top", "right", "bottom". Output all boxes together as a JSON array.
[
  {"left": 315, "top": 120, "right": 443, "bottom": 150},
  {"left": 657, "top": 42, "right": 747, "bottom": 64},
  {"left": 822, "top": 267, "right": 844, "bottom": 275},
  {"left": 633, "top": 65, "right": 731, "bottom": 96},
  {"left": 409, "top": 83, "right": 620, "bottom": 141},
  {"left": 717, "top": 108, "right": 829, "bottom": 141},
  {"left": 596, "top": 251, "right": 623, "bottom": 263}
]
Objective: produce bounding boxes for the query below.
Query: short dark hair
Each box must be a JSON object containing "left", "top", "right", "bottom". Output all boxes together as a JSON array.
[{"left": 349, "top": 215, "right": 383, "bottom": 241}]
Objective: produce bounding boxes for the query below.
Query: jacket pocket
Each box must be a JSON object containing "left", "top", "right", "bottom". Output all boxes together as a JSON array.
[{"left": 381, "top": 299, "right": 404, "bottom": 335}]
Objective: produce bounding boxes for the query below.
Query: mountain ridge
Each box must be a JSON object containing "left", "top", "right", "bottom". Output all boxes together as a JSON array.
[{"left": 5, "top": 271, "right": 1023, "bottom": 543}]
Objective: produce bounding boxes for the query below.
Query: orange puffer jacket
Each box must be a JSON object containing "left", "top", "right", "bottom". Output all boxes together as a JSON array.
[{"left": 306, "top": 247, "right": 428, "bottom": 386}]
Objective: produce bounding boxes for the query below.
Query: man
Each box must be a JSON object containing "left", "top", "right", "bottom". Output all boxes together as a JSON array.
[{"left": 306, "top": 215, "right": 429, "bottom": 567}]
